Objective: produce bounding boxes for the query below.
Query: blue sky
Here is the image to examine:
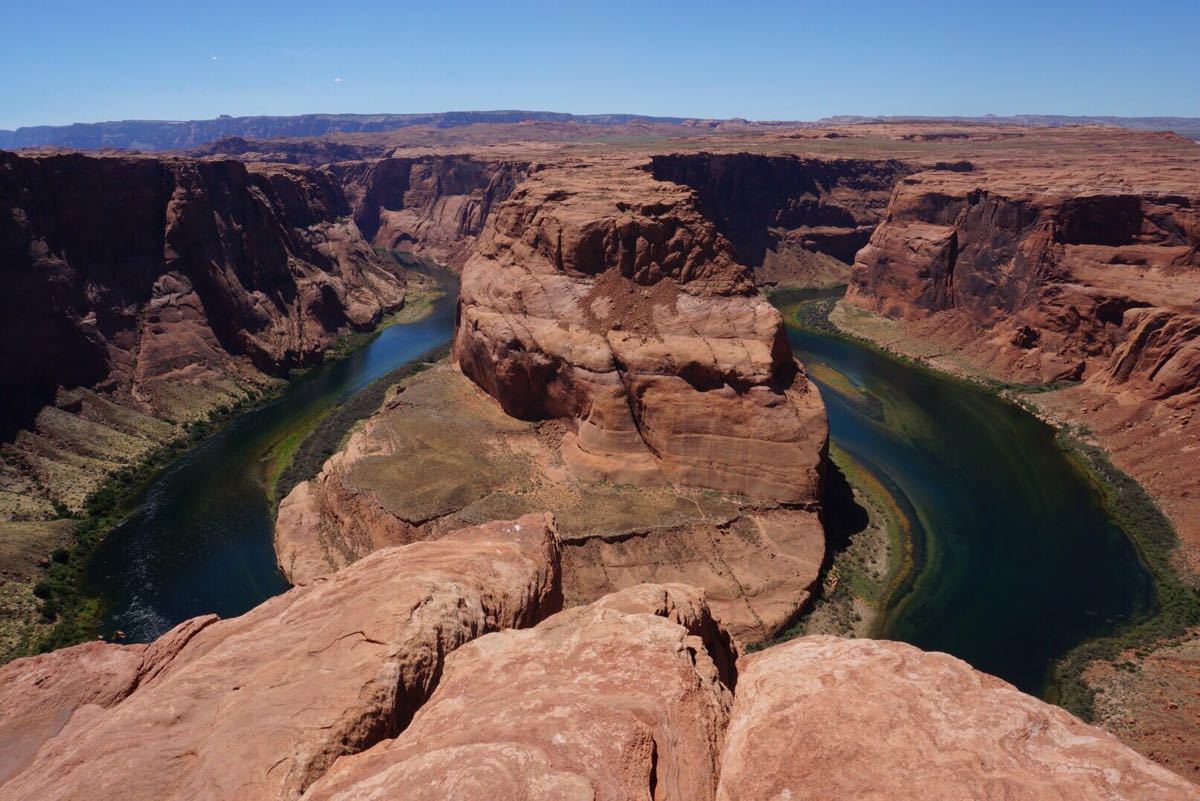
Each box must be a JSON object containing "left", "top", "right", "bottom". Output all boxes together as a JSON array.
[{"left": 3, "top": 0, "right": 1198, "bottom": 129}]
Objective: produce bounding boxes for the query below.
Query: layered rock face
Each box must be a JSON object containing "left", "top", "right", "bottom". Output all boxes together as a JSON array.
[
  {"left": 328, "top": 155, "right": 528, "bottom": 269},
  {"left": 454, "top": 160, "right": 827, "bottom": 502},
  {"left": 0, "top": 514, "right": 561, "bottom": 801},
  {"left": 847, "top": 167, "right": 1200, "bottom": 392},
  {"left": 650, "top": 152, "right": 911, "bottom": 285},
  {"left": 0, "top": 150, "right": 407, "bottom": 510},
  {"left": 275, "top": 363, "right": 826, "bottom": 641},
  {"left": 0, "top": 151, "right": 407, "bottom": 437}
]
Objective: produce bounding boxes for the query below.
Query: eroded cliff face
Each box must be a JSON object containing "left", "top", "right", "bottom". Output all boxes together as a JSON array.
[
  {"left": 0, "top": 150, "right": 407, "bottom": 508},
  {"left": 649, "top": 152, "right": 912, "bottom": 285},
  {"left": 328, "top": 155, "right": 528, "bottom": 269},
  {"left": 453, "top": 159, "right": 827, "bottom": 501},
  {"left": 846, "top": 168, "right": 1200, "bottom": 392}
]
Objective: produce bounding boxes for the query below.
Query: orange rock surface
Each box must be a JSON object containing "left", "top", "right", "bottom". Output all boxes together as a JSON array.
[
  {"left": 717, "top": 637, "right": 1200, "bottom": 800},
  {"left": 0, "top": 514, "right": 560, "bottom": 801},
  {"left": 303, "top": 584, "right": 735, "bottom": 801}
]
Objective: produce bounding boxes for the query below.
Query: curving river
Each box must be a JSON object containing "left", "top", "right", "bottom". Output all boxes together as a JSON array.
[
  {"left": 86, "top": 278, "right": 1155, "bottom": 698},
  {"left": 85, "top": 284, "right": 458, "bottom": 642},
  {"left": 775, "top": 288, "right": 1156, "bottom": 695}
]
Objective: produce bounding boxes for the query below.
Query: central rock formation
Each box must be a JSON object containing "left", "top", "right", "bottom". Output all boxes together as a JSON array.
[
  {"left": 453, "top": 159, "right": 827, "bottom": 501},
  {"left": 276, "top": 158, "right": 830, "bottom": 641}
]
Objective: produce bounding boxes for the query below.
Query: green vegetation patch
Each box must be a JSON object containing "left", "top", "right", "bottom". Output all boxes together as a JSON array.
[
  {"left": 21, "top": 387, "right": 279, "bottom": 657},
  {"left": 1050, "top": 434, "right": 1200, "bottom": 720}
]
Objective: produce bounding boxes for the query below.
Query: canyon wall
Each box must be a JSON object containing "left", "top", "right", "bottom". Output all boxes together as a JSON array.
[
  {"left": 649, "top": 152, "right": 912, "bottom": 285},
  {"left": 0, "top": 150, "right": 410, "bottom": 512},
  {"left": 327, "top": 155, "right": 529, "bottom": 269},
  {"left": 846, "top": 167, "right": 1199, "bottom": 392}
]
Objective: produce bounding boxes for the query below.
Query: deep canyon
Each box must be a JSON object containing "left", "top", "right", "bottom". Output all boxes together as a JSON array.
[{"left": 1, "top": 117, "right": 1199, "bottom": 798}]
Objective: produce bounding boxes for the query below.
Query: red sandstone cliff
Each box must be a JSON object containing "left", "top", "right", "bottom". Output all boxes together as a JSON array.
[
  {"left": 0, "top": 150, "right": 408, "bottom": 506},
  {"left": 846, "top": 166, "right": 1199, "bottom": 393},
  {"left": 327, "top": 155, "right": 528, "bottom": 269}
]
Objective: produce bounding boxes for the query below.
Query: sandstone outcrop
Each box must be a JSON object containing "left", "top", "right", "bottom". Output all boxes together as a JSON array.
[
  {"left": 276, "top": 362, "right": 825, "bottom": 641},
  {"left": 846, "top": 163, "right": 1200, "bottom": 391},
  {"left": 454, "top": 159, "right": 828, "bottom": 502},
  {"left": 302, "top": 583, "right": 735, "bottom": 801},
  {"left": 717, "top": 637, "right": 1200, "bottom": 800},
  {"left": 0, "top": 514, "right": 560, "bottom": 801},
  {"left": 4, "top": 552, "right": 1197, "bottom": 798}
]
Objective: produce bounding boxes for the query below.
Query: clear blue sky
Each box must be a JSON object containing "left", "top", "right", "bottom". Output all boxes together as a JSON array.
[{"left": 4, "top": 0, "right": 1198, "bottom": 129}]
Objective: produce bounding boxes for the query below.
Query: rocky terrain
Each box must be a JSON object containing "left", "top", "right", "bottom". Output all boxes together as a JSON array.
[
  {"left": 841, "top": 130, "right": 1200, "bottom": 560},
  {"left": 3, "top": 516, "right": 1196, "bottom": 799},
  {"left": 327, "top": 155, "right": 528, "bottom": 268},
  {"left": 4, "top": 120, "right": 1200, "bottom": 789},
  {"left": 649, "top": 152, "right": 912, "bottom": 285}
]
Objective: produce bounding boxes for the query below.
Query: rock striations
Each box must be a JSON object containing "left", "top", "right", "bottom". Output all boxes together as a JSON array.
[
  {"left": 847, "top": 164, "right": 1200, "bottom": 391},
  {"left": 0, "top": 150, "right": 415, "bottom": 517},
  {"left": 329, "top": 156, "right": 528, "bottom": 269},
  {"left": 650, "top": 152, "right": 912, "bottom": 285},
  {"left": 1, "top": 151, "right": 408, "bottom": 436},
  {"left": 453, "top": 159, "right": 827, "bottom": 501}
]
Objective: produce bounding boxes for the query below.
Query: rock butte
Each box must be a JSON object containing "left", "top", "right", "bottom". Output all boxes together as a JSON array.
[
  {"left": 3, "top": 519, "right": 1197, "bottom": 799},
  {"left": 2, "top": 120, "right": 1200, "bottom": 783}
]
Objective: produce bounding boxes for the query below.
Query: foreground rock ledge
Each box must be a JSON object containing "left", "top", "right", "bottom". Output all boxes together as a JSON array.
[
  {"left": 0, "top": 514, "right": 561, "bottom": 801},
  {"left": 303, "top": 583, "right": 737, "bottom": 801},
  {"left": 717, "top": 637, "right": 1200, "bottom": 800}
]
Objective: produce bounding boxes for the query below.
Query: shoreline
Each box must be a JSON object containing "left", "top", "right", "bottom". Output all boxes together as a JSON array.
[
  {"left": 1, "top": 276, "right": 448, "bottom": 663},
  {"left": 810, "top": 293, "right": 1200, "bottom": 723}
]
